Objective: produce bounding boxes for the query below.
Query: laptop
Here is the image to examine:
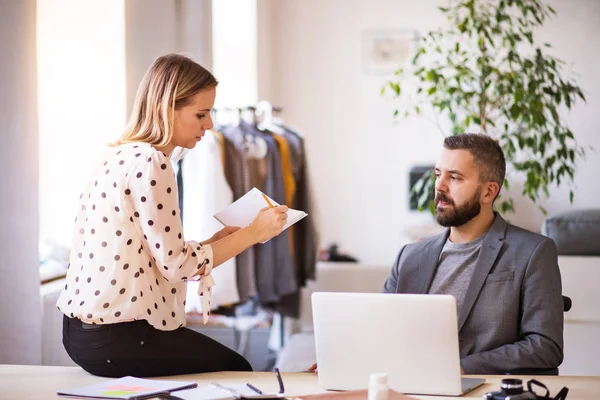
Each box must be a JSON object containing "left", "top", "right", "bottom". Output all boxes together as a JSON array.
[{"left": 311, "top": 292, "right": 485, "bottom": 396}]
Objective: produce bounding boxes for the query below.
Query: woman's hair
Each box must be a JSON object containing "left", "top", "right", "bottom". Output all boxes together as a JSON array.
[{"left": 113, "top": 53, "right": 218, "bottom": 148}]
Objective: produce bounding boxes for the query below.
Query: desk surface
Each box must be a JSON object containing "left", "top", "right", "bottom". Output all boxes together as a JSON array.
[{"left": 1, "top": 365, "right": 599, "bottom": 399}]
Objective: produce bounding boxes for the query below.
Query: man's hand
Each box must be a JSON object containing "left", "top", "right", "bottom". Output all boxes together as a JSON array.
[{"left": 210, "top": 226, "right": 241, "bottom": 243}]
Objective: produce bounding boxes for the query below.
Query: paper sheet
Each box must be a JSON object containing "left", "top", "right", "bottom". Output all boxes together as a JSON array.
[
  {"left": 174, "top": 383, "right": 284, "bottom": 399},
  {"left": 57, "top": 376, "right": 197, "bottom": 399},
  {"left": 214, "top": 187, "right": 307, "bottom": 243}
]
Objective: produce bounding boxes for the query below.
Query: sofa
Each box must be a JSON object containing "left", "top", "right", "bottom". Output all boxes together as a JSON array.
[{"left": 542, "top": 209, "right": 600, "bottom": 375}]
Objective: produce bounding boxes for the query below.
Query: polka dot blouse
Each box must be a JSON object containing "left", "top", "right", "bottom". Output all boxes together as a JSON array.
[{"left": 56, "top": 143, "right": 214, "bottom": 330}]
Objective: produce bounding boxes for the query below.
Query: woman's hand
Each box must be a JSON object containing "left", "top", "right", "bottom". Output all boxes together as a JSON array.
[
  {"left": 308, "top": 363, "right": 318, "bottom": 374},
  {"left": 211, "top": 226, "right": 241, "bottom": 242},
  {"left": 250, "top": 205, "right": 288, "bottom": 243}
]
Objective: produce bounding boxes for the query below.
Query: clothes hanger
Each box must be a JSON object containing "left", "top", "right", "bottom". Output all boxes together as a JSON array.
[{"left": 256, "top": 100, "right": 285, "bottom": 134}]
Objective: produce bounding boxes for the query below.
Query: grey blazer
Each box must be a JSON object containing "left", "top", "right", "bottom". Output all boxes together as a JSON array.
[{"left": 383, "top": 214, "right": 564, "bottom": 375}]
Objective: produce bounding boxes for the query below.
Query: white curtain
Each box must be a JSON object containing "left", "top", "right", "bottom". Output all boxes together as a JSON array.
[{"left": 0, "top": 0, "right": 42, "bottom": 364}]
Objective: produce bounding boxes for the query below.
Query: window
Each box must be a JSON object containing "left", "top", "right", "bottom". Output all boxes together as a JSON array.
[
  {"left": 37, "top": 0, "right": 126, "bottom": 248},
  {"left": 211, "top": 0, "right": 258, "bottom": 108}
]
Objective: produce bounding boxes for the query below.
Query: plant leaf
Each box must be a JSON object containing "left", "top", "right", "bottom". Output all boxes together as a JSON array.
[{"left": 385, "top": 0, "right": 587, "bottom": 214}]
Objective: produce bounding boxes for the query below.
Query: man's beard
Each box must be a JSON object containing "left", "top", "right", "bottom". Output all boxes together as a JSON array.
[{"left": 435, "top": 187, "right": 482, "bottom": 227}]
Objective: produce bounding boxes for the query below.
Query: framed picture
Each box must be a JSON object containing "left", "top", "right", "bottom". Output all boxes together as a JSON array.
[{"left": 362, "top": 29, "right": 419, "bottom": 75}]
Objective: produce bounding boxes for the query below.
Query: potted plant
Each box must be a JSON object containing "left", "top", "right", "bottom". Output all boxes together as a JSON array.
[{"left": 383, "top": 0, "right": 587, "bottom": 215}]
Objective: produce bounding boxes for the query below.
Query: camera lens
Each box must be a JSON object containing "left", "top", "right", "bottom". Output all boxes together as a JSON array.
[{"left": 500, "top": 378, "right": 524, "bottom": 394}]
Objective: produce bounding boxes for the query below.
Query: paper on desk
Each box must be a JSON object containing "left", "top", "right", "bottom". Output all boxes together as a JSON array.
[
  {"left": 173, "top": 384, "right": 244, "bottom": 399},
  {"left": 214, "top": 187, "right": 307, "bottom": 243},
  {"left": 175, "top": 383, "right": 284, "bottom": 399},
  {"left": 57, "top": 376, "right": 197, "bottom": 399}
]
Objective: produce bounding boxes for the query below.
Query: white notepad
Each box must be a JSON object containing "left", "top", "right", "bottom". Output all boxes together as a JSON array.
[
  {"left": 214, "top": 187, "right": 307, "bottom": 243},
  {"left": 57, "top": 376, "right": 197, "bottom": 399},
  {"left": 174, "top": 382, "right": 284, "bottom": 399}
]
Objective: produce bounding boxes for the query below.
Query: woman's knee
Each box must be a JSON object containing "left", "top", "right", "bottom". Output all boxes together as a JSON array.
[
  {"left": 76, "top": 359, "right": 123, "bottom": 377},
  {"left": 236, "top": 356, "right": 253, "bottom": 372}
]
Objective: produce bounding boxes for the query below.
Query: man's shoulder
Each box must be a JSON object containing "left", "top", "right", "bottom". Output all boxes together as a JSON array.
[{"left": 503, "top": 220, "right": 552, "bottom": 249}]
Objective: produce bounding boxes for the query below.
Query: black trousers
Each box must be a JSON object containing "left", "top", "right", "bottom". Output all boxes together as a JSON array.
[{"left": 62, "top": 315, "right": 252, "bottom": 377}]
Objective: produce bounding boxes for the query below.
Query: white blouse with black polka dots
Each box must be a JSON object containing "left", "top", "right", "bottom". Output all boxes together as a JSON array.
[{"left": 56, "top": 142, "right": 214, "bottom": 331}]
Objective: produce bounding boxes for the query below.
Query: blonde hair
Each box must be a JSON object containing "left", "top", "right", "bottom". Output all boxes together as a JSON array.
[{"left": 113, "top": 53, "right": 218, "bottom": 148}]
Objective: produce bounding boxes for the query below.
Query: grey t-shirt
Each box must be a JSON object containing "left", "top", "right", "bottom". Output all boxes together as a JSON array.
[{"left": 428, "top": 235, "right": 485, "bottom": 313}]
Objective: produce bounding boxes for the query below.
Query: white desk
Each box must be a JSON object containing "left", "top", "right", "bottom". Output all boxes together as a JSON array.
[{"left": 1, "top": 365, "right": 599, "bottom": 399}]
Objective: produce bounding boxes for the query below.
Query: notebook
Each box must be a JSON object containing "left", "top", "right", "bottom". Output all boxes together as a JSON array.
[
  {"left": 214, "top": 187, "right": 307, "bottom": 243},
  {"left": 173, "top": 383, "right": 286, "bottom": 399},
  {"left": 57, "top": 376, "right": 197, "bottom": 399}
]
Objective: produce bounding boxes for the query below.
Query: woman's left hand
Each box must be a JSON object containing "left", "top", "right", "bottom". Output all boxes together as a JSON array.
[{"left": 210, "top": 226, "right": 241, "bottom": 242}]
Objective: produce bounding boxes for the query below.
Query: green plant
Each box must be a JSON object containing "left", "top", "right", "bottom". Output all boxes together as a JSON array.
[{"left": 383, "top": 0, "right": 587, "bottom": 215}]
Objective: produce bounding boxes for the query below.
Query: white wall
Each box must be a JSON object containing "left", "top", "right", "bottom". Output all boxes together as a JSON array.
[
  {"left": 257, "top": 0, "right": 280, "bottom": 101},
  {"left": 125, "top": 0, "right": 180, "bottom": 116},
  {"left": 0, "top": 0, "right": 41, "bottom": 364},
  {"left": 125, "top": 0, "right": 214, "bottom": 115},
  {"left": 260, "top": 0, "right": 600, "bottom": 265},
  {"left": 212, "top": 0, "right": 258, "bottom": 107},
  {"left": 180, "top": 0, "right": 213, "bottom": 70}
]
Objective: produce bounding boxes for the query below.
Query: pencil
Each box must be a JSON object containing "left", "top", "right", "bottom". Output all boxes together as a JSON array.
[
  {"left": 246, "top": 383, "right": 263, "bottom": 394},
  {"left": 262, "top": 193, "right": 275, "bottom": 208},
  {"left": 275, "top": 367, "right": 285, "bottom": 394}
]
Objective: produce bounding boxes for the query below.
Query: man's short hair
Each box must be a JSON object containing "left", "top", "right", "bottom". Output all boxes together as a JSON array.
[{"left": 443, "top": 133, "right": 506, "bottom": 192}]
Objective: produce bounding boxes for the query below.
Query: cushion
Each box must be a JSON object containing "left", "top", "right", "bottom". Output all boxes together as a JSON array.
[{"left": 542, "top": 209, "right": 600, "bottom": 255}]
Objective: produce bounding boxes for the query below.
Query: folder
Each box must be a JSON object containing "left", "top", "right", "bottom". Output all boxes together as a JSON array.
[{"left": 57, "top": 376, "right": 197, "bottom": 399}]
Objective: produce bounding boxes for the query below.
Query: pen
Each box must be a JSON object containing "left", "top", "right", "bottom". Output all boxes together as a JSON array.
[
  {"left": 275, "top": 367, "right": 285, "bottom": 394},
  {"left": 246, "top": 382, "right": 263, "bottom": 394},
  {"left": 262, "top": 193, "right": 275, "bottom": 208}
]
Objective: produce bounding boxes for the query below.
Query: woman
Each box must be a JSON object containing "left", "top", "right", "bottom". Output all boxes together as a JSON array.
[{"left": 56, "top": 53, "right": 288, "bottom": 377}]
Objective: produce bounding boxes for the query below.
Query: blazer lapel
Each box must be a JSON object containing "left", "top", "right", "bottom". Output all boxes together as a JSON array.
[
  {"left": 417, "top": 230, "right": 450, "bottom": 294},
  {"left": 457, "top": 214, "right": 507, "bottom": 331}
]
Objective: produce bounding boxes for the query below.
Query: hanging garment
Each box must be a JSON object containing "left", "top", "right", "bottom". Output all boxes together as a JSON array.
[
  {"left": 217, "top": 125, "right": 259, "bottom": 302},
  {"left": 240, "top": 121, "right": 298, "bottom": 308},
  {"left": 279, "top": 125, "right": 318, "bottom": 287},
  {"left": 181, "top": 130, "right": 240, "bottom": 312},
  {"left": 271, "top": 134, "right": 296, "bottom": 207},
  {"left": 270, "top": 133, "right": 297, "bottom": 257}
]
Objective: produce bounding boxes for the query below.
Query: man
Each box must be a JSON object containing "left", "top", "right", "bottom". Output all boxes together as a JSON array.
[{"left": 383, "top": 133, "right": 563, "bottom": 375}]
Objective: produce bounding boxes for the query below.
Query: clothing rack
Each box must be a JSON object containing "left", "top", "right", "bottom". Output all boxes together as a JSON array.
[
  {"left": 179, "top": 101, "right": 318, "bottom": 322},
  {"left": 213, "top": 104, "right": 283, "bottom": 113},
  {"left": 212, "top": 102, "right": 284, "bottom": 129}
]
